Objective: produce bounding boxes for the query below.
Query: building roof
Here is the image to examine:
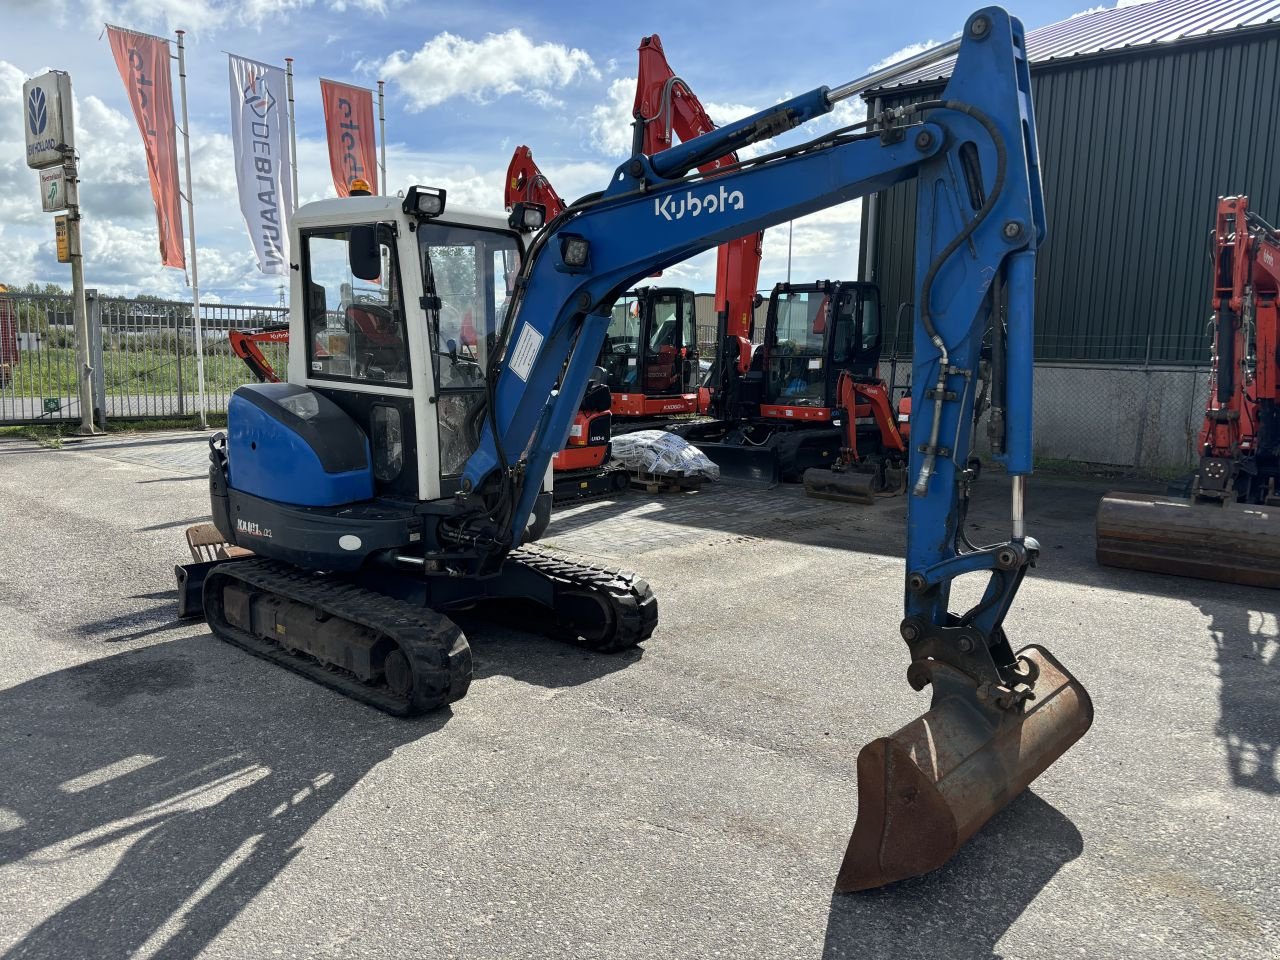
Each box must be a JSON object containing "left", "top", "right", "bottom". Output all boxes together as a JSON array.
[{"left": 870, "top": 0, "right": 1280, "bottom": 93}]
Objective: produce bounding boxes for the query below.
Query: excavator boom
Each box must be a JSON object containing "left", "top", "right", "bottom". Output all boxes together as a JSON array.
[{"left": 466, "top": 7, "right": 1091, "bottom": 890}]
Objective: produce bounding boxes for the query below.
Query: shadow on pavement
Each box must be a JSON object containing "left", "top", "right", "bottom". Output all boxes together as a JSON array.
[
  {"left": 454, "top": 609, "right": 646, "bottom": 689},
  {"left": 0, "top": 638, "right": 438, "bottom": 960},
  {"left": 822, "top": 791, "right": 1082, "bottom": 960},
  {"left": 1197, "top": 597, "right": 1279, "bottom": 795}
]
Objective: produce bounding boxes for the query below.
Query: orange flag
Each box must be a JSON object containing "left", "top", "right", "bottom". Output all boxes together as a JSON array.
[
  {"left": 106, "top": 25, "right": 185, "bottom": 268},
  {"left": 320, "top": 79, "right": 378, "bottom": 197}
]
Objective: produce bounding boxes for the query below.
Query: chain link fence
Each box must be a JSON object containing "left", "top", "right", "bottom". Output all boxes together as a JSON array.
[{"left": 0, "top": 289, "right": 286, "bottom": 426}]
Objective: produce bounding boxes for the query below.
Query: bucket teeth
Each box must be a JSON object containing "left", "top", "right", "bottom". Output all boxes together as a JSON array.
[{"left": 836, "top": 645, "right": 1093, "bottom": 892}]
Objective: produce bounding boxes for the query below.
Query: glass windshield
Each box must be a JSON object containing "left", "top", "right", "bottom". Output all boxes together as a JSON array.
[
  {"left": 602, "top": 294, "right": 642, "bottom": 391},
  {"left": 303, "top": 223, "right": 408, "bottom": 385},
  {"left": 765, "top": 286, "right": 881, "bottom": 404},
  {"left": 767, "top": 290, "right": 830, "bottom": 404},
  {"left": 417, "top": 221, "right": 521, "bottom": 392}
]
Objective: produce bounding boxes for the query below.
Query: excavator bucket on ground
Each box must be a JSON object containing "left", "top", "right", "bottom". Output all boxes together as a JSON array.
[
  {"left": 701, "top": 445, "right": 780, "bottom": 487},
  {"left": 802, "top": 462, "right": 906, "bottom": 505},
  {"left": 1095, "top": 492, "right": 1280, "bottom": 588},
  {"left": 803, "top": 467, "right": 877, "bottom": 503},
  {"left": 836, "top": 645, "right": 1093, "bottom": 891}
]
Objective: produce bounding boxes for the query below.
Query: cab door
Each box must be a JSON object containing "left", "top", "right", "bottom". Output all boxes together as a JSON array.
[{"left": 297, "top": 222, "right": 418, "bottom": 500}]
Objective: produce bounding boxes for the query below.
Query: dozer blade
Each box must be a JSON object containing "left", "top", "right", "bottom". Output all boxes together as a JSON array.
[
  {"left": 700, "top": 445, "right": 780, "bottom": 487},
  {"left": 1095, "top": 492, "right": 1280, "bottom": 588},
  {"left": 803, "top": 467, "right": 877, "bottom": 504},
  {"left": 836, "top": 644, "right": 1093, "bottom": 892}
]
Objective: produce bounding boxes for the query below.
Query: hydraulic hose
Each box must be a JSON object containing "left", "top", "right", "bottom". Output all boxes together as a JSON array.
[{"left": 910, "top": 99, "right": 1008, "bottom": 497}]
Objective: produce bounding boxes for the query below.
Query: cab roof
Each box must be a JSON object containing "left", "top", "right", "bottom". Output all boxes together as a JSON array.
[{"left": 293, "top": 193, "right": 512, "bottom": 232}]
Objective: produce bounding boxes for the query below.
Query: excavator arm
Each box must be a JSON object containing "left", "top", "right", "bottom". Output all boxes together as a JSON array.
[
  {"left": 634, "top": 34, "right": 764, "bottom": 344},
  {"left": 504, "top": 145, "right": 566, "bottom": 219},
  {"left": 465, "top": 7, "right": 1090, "bottom": 890},
  {"left": 228, "top": 324, "right": 289, "bottom": 383}
]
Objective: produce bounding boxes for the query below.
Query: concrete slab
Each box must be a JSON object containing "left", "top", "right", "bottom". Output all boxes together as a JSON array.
[{"left": 0, "top": 434, "right": 1274, "bottom": 959}]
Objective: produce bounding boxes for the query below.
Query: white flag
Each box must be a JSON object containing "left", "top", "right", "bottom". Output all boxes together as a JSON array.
[{"left": 228, "top": 54, "right": 293, "bottom": 275}]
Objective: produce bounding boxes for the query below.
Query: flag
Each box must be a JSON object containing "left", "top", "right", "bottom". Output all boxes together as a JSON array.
[
  {"left": 106, "top": 25, "right": 184, "bottom": 268},
  {"left": 320, "top": 79, "right": 378, "bottom": 196},
  {"left": 228, "top": 54, "right": 293, "bottom": 275}
]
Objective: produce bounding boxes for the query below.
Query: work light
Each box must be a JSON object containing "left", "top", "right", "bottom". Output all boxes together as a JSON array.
[
  {"left": 508, "top": 202, "right": 546, "bottom": 232},
  {"left": 560, "top": 235, "right": 589, "bottom": 268},
  {"left": 402, "top": 186, "right": 446, "bottom": 218}
]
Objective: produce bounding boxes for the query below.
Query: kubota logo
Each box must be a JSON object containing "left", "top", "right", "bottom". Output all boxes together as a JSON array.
[
  {"left": 27, "top": 87, "right": 47, "bottom": 136},
  {"left": 654, "top": 184, "right": 745, "bottom": 222}
]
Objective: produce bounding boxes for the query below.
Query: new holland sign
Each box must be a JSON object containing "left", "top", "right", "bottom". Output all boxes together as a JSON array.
[{"left": 23, "top": 71, "right": 74, "bottom": 170}]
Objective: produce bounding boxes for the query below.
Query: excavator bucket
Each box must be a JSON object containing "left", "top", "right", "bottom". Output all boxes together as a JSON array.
[
  {"left": 701, "top": 445, "right": 781, "bottom": 487},
  {"left": 802, "top": 462, "right": 904, "bottom": 504},
  {"left": 803, "top": 467, "right": 877, "bottom": 504},
  {"left": 1095, "top": 492, "right": 1280, "bottom": 588},
  {"left": 836, "top": 645, "right": 1093, "bottom": 892}
]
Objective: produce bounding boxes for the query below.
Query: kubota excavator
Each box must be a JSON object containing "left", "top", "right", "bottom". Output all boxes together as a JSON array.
[
  {"left": 176, "top": 8, "right": 1091, "bottom": 891},
  {"left": 228, "top": 325, "right": 289, "bottom": 383},
  {"left": 670, "top": 279, "right": 911, "bottom": 497},
  {"left": 1097, "top": 194, "right": 1280, "bottom": 587}
]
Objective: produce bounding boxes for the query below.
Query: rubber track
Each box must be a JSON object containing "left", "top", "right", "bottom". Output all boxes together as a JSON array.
[
  {"left": 205, "top": 559, "right": 472, "bottom": 717},
  {"left": 507, "top": 546, "right": 658, "bottom": 653}
]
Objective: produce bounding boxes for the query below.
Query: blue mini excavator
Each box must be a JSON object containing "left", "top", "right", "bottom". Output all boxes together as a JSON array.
[{"left": 176, "top": 8, "right": 1092, "bottom": 891}]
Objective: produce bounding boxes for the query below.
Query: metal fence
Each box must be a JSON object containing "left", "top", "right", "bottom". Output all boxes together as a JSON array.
[
  {"left": 0, "top": 289, "right": 286, "bottom": 426},
  {"left": 0, "top": 288, "right": 1216, "bottom": 471}
]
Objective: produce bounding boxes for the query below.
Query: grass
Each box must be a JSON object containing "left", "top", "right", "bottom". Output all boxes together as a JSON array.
[{"left": 2, "top": 346, "right": 276, "bottom": 399}]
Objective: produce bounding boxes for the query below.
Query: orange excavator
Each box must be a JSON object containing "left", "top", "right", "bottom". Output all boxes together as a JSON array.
[
  {"left": 1097, "top": 195, "right": 1280, "bottom": 586},
  {"left": 673, "top": 280, "right": 911, "bottom": 496},
  {"left": 505, "top": 32, "right": 763, "bottom": 431},
  {"left": 228, "top": 325, "right": 289, "bottom": 383}
]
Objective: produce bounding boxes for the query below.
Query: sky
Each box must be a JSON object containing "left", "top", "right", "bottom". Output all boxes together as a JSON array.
[{"left": 0, "top": 0, "right": 1134, "bottom": 305}]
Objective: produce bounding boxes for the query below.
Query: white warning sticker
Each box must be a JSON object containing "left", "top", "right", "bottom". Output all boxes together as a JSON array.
[{"left": 508, "top": 323, "right": 544, "bottom": 382}]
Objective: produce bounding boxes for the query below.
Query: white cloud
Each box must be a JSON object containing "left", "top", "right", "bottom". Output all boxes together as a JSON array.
[
  {"left": 868, "top": 39, "right": 945, "bottom": 74},
  {"left": 586, "top": 77, "right": 634, "bottom": 156},
  {"left": 69, "top": 0, "right": 391, "bottom": 35},
  {"left": 376, "top": 30, "right": 598, "bottom": 111},
  {"left": 585, "top": 81, "right": 769, "bottom": 160}
]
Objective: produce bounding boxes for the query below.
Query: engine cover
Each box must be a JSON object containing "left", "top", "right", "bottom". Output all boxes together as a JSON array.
[{"left": 227, "top": 383, "right": 374, "bottom": 507}]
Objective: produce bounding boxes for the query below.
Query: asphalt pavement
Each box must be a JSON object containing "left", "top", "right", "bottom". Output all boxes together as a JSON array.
[{"left": 0, "top": 431, "right": 1275, "bottom": 959}]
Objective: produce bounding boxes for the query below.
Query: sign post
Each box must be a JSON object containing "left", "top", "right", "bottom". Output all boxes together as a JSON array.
[{"left": 24, "top": 70, "right": 95, "bottom": 434}]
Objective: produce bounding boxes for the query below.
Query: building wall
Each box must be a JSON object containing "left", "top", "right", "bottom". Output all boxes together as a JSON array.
[{"left": 861, "top": 29, "right": 1280, "bottom": 364}]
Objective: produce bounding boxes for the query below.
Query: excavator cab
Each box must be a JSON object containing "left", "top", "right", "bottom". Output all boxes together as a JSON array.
[
  {"left": 761, "top": 282, "right": 881, "bottom": 409},
  {"left": 602, "top": 286, "right": 700, "bottom": 420}
]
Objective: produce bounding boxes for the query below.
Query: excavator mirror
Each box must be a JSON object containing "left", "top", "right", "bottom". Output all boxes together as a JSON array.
[{"left": 348, "top": 225, "right": 381, "bottom": 282}]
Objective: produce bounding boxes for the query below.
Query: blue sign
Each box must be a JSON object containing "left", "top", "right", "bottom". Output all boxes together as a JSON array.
[{"left": 27, "top": 86, "right": 46, "bottom": 136}]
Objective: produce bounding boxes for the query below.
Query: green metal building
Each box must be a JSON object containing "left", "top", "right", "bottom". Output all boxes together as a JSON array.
[{"left": 858, "top": 0, "right": 1280, "bottom": 365}]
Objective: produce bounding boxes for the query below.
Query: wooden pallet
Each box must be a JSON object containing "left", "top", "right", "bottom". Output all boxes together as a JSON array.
[{"left": 629, "top": 470, "right": 706, "bottom": 494}]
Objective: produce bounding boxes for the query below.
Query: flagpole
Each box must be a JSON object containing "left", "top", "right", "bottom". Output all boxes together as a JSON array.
[
  {"left": 175, "top": 29, "right": 206, "bottom": 430},
  {"left": 285, "top": 57, "right": 299, "bottom": 211},
  {"left": 377, "top": 79, "right": 386, "bottom": 195}
]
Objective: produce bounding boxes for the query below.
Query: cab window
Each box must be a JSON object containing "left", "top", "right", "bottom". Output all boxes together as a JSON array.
[
  {"left": 418, "top": 222, "right": 521, "bottom": 392},
  {"left": 304, "top": 224, "right": 408, "bottom": 385}
]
